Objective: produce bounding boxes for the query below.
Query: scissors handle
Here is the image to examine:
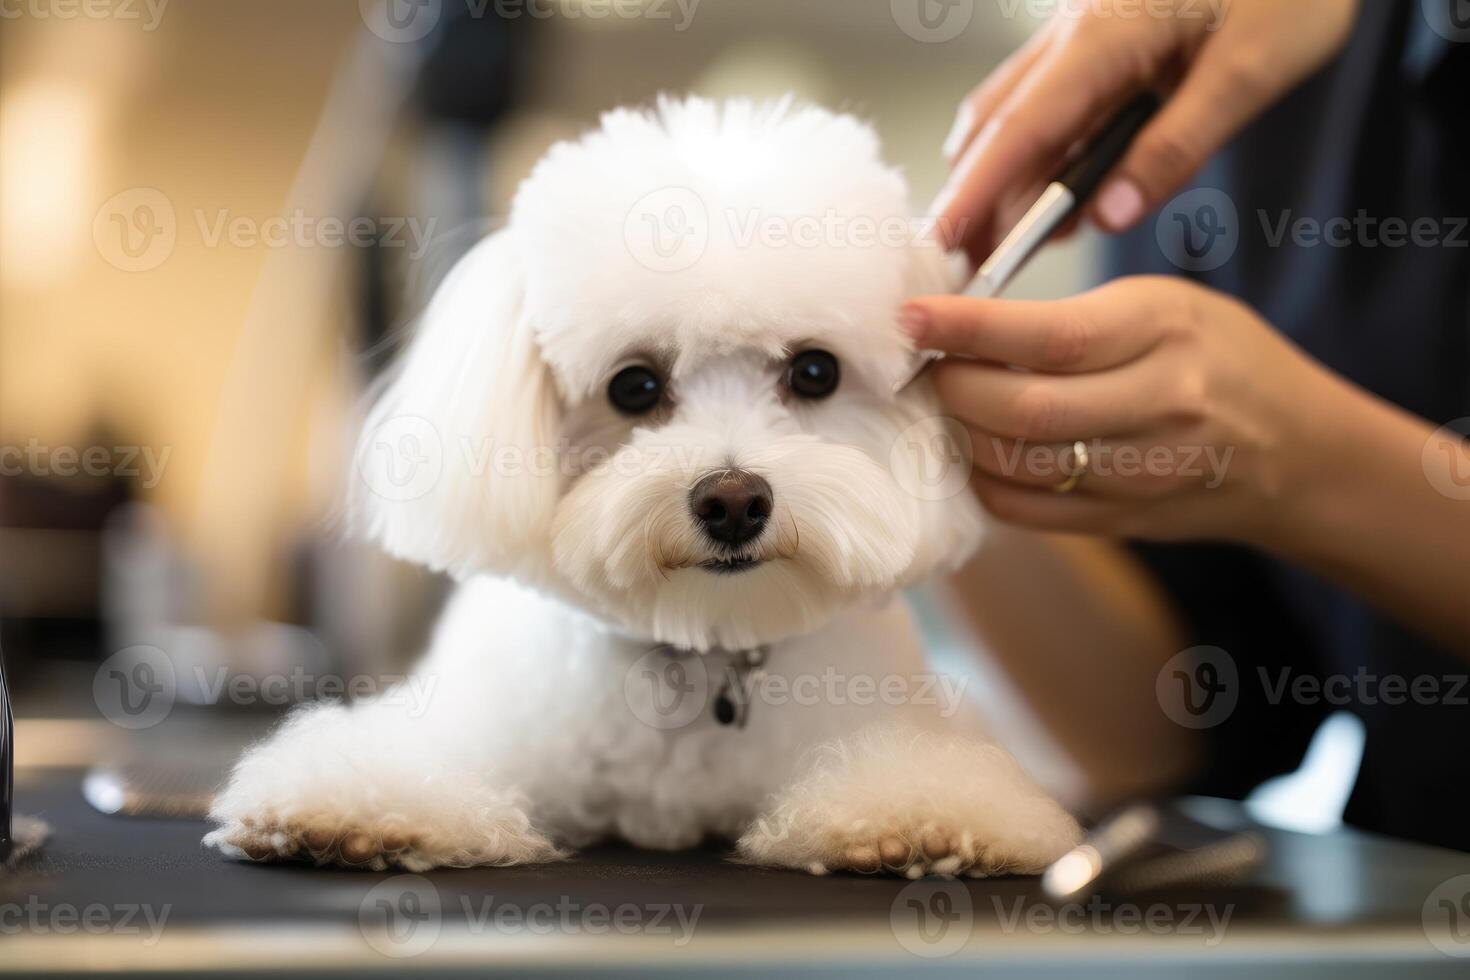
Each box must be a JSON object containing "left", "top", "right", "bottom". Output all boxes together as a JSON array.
[
  {"left": 1055, "top": 91, "right": 1162, "bottom": 206},
  {"left": 1, "top": 645, "right": 13, "bottom": 862}
]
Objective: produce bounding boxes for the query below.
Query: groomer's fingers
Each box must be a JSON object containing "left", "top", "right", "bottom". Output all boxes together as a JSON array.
[
  {"left": 932, "top": 356, "right": 1169, "bottom": 442},
  {"left": 902, "top": 287, "right": 1168, "bottom": 373},
  {"left": 969, "top": 472, "right": 1142, "bottom": 534},
  {"left": 1089, "top": 49, "right": 1277, "bottom": 231},
  {"left": 1088, "top": 0, "right": 1360, "bottom": 231},
  {"left": 942, "top": 27, "right": 1055, "bottom": 164},
  {"left": 933, "top": 36, "right": 1155, "bottom": 253}
]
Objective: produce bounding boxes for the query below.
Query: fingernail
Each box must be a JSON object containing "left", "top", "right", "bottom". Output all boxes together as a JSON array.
[
  {"left": 941, "top": 107, "right": 974, "bottom": 162},
  {"left": 927, "top": 205, "right": 957, "bottom": 255},
  {"left": 1095, "top": 177, "right": 1146, "bottom": 231},
  {"left": 899, "top": 304, "right": 929, "bottom": 342}
]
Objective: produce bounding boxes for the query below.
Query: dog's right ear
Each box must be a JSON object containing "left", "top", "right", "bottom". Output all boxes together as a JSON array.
[{"left": 350, "top": 230, "right": 562, "bottom": 577}]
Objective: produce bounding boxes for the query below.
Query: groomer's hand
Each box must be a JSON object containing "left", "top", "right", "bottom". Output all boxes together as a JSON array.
[
  {"left": 935, "top": 0, "right": 1359, "bottom": 261},
  {"left": 907, "top": 278, "right": 1470, "bottom": 651},
  {"left": 902, "top": 277, "right": 1353, "bottom": 544}
]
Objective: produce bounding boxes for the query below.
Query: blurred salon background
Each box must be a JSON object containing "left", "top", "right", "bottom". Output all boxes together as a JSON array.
[{"left": 0, "top": 0, "right": 1351, "bottom": 826}]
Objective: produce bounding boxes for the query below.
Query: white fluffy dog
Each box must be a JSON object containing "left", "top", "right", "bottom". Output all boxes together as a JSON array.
[{"left": 205, "top": 97, "right": 1080, "bottom": 877}]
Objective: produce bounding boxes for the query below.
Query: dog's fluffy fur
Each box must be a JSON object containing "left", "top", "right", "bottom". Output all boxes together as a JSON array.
[{"left": 205, "top": 96, "right": 1080, "bottom": 876}]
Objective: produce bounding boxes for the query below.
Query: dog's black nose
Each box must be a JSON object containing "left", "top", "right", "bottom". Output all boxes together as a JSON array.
[{"left": 690, "top": 470, "right": 773, "bottom": 547}]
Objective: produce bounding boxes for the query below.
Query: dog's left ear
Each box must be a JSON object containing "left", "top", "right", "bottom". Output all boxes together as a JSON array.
[{"left": 350, "top": 230, "right": 562, "bottom": 577}]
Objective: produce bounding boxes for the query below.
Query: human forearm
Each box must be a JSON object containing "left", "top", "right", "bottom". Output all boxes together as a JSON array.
[
  {"left": 1266, "top": 376, "right": 1470, "bottom": 655},
  {"left": 910, "top": 280, "right": 1470, "bottom": 659},
  {"left": 943, "top": 527, "right": 1199, "bottom": 807}
]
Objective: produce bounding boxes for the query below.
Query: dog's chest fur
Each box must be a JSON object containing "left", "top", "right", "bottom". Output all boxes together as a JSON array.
[{"left": 416, "top": 576, "right": 959, "bottom": 850}]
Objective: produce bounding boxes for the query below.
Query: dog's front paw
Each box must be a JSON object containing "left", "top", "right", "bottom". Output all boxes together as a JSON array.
[
  {"left": 204, "top": 811, "right": 560, "bottom": 872},
  {"left": 742, "top": 819, "right": 1056, "bottom": 879},
  {"left": 735, "top": 725, "right": 1081, "bottom": 878},
  {"left": 204, "top": 702, "right": 565, "bottom": 871}
]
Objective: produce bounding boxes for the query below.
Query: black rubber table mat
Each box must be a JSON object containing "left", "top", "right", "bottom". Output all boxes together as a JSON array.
[{"left": 9, "top": 766, "right": 1470, "bottom": 934}]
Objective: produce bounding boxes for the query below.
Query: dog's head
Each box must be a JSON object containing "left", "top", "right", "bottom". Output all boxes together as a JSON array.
[{"left": 353, "top": 97, "right": 984, "bottom": 650}]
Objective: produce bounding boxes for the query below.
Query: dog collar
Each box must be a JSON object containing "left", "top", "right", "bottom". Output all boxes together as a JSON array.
[{"left": 712, "top": 646, "right": 769, "bottom": 729}]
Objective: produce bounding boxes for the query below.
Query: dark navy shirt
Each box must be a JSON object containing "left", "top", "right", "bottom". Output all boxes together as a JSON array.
[{"left": 1106, "top": 0, "right": 1470, "bottom": 851}]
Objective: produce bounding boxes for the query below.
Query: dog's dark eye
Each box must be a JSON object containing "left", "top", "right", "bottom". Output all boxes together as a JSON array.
[
  {"left": 786, "top": 350, "right": 840, "bottom": 400},
  {"left": 608, "top": 364, "right": 663, "bottom": 415}
]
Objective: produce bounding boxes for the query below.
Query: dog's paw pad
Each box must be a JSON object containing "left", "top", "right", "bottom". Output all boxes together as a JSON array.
[
  {"left": 878, "top": 836, "right": 911, "bottom": 869},
  {"left": 338, "top": 831, "right": 381, "bottom": 865},
  {"left": 844, "top": 844, "right": 881, "bottom": 873},
  {"left": 208, "top": 815, "right": 428, "bottom": 871},
  {"left": 825, "top": 826, "right": 979, "bottom": 878},
  {"left": 921, "top": 829, "right": 950, "bottom": 861}
]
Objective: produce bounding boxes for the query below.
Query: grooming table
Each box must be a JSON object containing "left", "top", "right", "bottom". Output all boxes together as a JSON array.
[{"left": 4, "top": 767, "right": 1470, "bottom": 977}]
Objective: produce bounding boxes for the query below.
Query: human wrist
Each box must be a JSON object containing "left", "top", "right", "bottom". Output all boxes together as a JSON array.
[{"left": 1259, "top": 369, "right": 1421, "bottom": 567}]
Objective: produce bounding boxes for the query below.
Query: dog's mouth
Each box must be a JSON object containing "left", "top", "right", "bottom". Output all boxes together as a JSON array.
[{"left": 697, "top": 556, "right": 764, "bottom": 575}]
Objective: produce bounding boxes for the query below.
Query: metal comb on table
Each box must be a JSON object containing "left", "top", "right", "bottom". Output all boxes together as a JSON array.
[{"left": 1043, "top": 800, "right": 1267, "bottom": 900}]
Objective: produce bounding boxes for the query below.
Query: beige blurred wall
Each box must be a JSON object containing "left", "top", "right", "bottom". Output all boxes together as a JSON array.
[{"left": 1, "top": 2, "right": 364, "bottom": 619}]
